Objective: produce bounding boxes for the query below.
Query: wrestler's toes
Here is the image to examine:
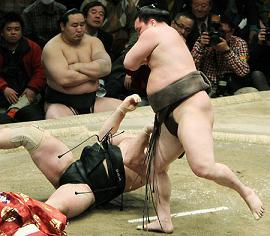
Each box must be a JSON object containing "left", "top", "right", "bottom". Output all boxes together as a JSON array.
[
  {"left": 253, "top": 207, "right": 264, "bottom": 220},
  {"left": 136, "top": 221, "right": 173, "bottom": 234},
  {"left": 136, "top": 225, "right": 173, "bottom": 234},
  {"left": 259, "top": 207, "right": 265, "bottom": 216},
  {"left": 136, "top": 225, "right": 166, "bottom": 233},
  {"left": 253, "top": 213, "right": 261, "bottom": 220}
]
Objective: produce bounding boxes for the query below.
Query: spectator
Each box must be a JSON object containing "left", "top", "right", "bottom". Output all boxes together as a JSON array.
[
  {"left": 22, "top": 0, "right": 66, "bottom": 48},
  {"left": 171, "top": 11, "right": 195, "bottom": 40},
  {"left": 0, "top": 12, "right": 46, "bottom": 124},
  {"left": 191, "top": 15, "right": 252, "bottom": 97},
  {"left": 41, "top": 8, "right": 121, "bottom": 119},
  {"left": 249, "top": 24, "right": 270, "bottom": 91},
  {"left": 82, "top": 1, "right": 113, "bottom": 56},
  {"left": 211, "top": 0, "right": 259, "bottom": 44},
  {"left": 257, "top": 0, "right": 270, "bottom": 28},
  {"left": 80, "top": 0, "right": 137, "bottom": 61},
  {"left": 186, "top": 0, "right": 213, "bottom": 50}
]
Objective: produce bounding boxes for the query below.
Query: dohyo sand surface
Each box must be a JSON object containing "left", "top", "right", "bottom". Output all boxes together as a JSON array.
[{"left": 1, "top": 91, "right": 269, "bottom": 236}]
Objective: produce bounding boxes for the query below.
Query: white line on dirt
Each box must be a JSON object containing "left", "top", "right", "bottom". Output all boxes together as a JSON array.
[{"left": 128, "top": 206, "right": 229, "bottom": 224}]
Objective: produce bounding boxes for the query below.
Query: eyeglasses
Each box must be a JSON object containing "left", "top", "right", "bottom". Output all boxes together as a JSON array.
[{"left": 173, "top": 20, "right": 192, "bottom": 33}]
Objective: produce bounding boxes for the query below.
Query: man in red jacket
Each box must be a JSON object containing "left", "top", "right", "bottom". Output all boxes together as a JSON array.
[{"left": 0, "top": 12, "right": 46, "bottom": 123}]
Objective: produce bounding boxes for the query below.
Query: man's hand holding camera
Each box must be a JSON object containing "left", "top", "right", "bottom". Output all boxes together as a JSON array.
[
  {"left": 212, "top": 37, "right": 230, "bottom": 52},
  {"left": 257, "top": 28, "right": 270, "bottom": 45},
  {"left": 200, "top": 31, "right": 210, "bottom": 47},
  {"left": 200, "top": 32, "right": 229, "bottom": 52}
]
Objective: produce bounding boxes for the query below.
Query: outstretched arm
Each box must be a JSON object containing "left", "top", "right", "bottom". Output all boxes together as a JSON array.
[{"left": 98, "top": 94, "right": 141, "bottom": 139}]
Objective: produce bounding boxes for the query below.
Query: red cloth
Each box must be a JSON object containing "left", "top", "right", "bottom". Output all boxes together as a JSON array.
[{"left": 0, "top": 192, "right": 67, "bottom": 236}]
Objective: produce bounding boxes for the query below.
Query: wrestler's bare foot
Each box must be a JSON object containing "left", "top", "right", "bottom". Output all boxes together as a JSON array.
[
  {"left": 137, "top": 219, "right": 173, "bottom": 234},
  {"left": 243, "top": 187, "right": 264, "bottom": 220}
]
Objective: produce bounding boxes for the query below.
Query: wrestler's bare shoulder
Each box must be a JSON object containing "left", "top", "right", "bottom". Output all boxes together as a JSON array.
[
  {"left": 43, "top": 34, "right": 62, "bottom": 51},
  {"left": 148, "top": 24, "right": 182, "bottom": 41},
  {"left": 43, "top": 34, "right": 99, "bottom": 51},
  {"left": 145, "top": 25, "right": 187, "bottom": 56},
  {"left": 160, "top": 26, "right": 186, "bottom": 46},
  {"left": 83, "top": 34, "right": 105, "bottom": 49}
]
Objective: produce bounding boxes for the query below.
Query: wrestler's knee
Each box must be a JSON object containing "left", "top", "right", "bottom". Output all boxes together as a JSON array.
[
  {"left": 46, "top": 104, "right": 75, "bottom": 119},
  {"left": 189, "top": 162, "right": 216, "bottom": 180},
  {"left": 10, "top": 125, "right": 46, "bottom": 152},
  {"left": 45, "top": 105, "right": 59, "bottom": 119}
]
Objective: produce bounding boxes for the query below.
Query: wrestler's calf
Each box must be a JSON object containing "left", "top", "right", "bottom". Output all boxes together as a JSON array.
[{"left": 10, "top": 125, "right": 45, "bottom": 152}]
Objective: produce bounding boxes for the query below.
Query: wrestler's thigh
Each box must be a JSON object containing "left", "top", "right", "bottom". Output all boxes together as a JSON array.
[
  {"left": 154, "top": 124, "right": 184, "bottom": 171},
  {"left": 94, "top": 97, "right": 122, "bottom": 112},
  {"left": 45, "top": 103, "right": 75, "bottom": 119},
  {"left": 112, "top": 133, "right": 133, "bottom": 146},
  {"left": 173, "top": 93, "right": 215, "bottom": 168},
  {"left": 46, "top": 183, "right": 94, "bottom": 218},
  {"left": 31, "top": 131, "right": 74, "bottom": 186}
]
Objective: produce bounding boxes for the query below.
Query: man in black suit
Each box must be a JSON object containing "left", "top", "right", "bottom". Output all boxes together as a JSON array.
[{"left": 186, "top": 0, "right": 213, "bottom": 50}]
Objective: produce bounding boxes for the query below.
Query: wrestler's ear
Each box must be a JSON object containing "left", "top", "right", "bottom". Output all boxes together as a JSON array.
[
  {"left": 150, "top": 19, "right": 155, "bottom": 26},
  {"left": 60, "top": 22, "right": 65, "bottom": 32}
]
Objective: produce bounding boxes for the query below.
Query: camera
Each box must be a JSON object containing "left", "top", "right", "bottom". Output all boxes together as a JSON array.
[
  {"left": 215, "top": 73, "right": 234, "bottom": 97},
  {"left": 207, "top": 15, "right": 224, "bottom": 46},
  {"left": 208, "top": 30, "right": 222, "bottom": 46}
]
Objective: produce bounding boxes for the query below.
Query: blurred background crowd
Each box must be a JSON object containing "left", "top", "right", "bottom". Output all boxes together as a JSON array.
[{"left": 0, "top": 0, "right": 269, "bottom": 124}]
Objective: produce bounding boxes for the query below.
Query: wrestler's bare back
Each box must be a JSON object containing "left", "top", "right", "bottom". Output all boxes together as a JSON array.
[{"left": 42, "top": 34, "right": 101, "bottom": 95}]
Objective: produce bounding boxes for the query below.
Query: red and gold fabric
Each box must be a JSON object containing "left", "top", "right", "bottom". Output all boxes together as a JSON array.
[{"left": 0, "top": 192, "right": 67, "bottom": 236}]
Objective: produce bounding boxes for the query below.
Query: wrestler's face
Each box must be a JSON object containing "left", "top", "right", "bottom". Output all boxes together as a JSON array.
[
  {"left": 1, "top": 21, "right": 22, "bottom": 44},
  {"left": 134, "top": 18, "right": 152, "bottom": 36},
  {"left": 61, "top": 13, "right": 86, "bottom": 43},
  {"left": 86, "top": 6, "right": 105, "bottom": 29}
]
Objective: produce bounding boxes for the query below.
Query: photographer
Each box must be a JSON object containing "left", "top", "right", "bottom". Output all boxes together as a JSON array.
[
  {"left": 191, "top": 15, "right": 252, "bottom": 97},
  {"left": 249, "top": 20, "right": 270, "bottom": 91}
]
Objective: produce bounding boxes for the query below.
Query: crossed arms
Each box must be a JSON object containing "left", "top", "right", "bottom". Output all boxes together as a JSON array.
[{"left": 42, "top": 37, "right": 111, "bottom": 88}]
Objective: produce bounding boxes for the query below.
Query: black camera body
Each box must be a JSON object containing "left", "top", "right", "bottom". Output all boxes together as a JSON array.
[
  {"left": 208, "top": 30, "right": 222, "bottom": 46},
  {"left": 208, "top": 21, "right": 224, "bottom": 46}
]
